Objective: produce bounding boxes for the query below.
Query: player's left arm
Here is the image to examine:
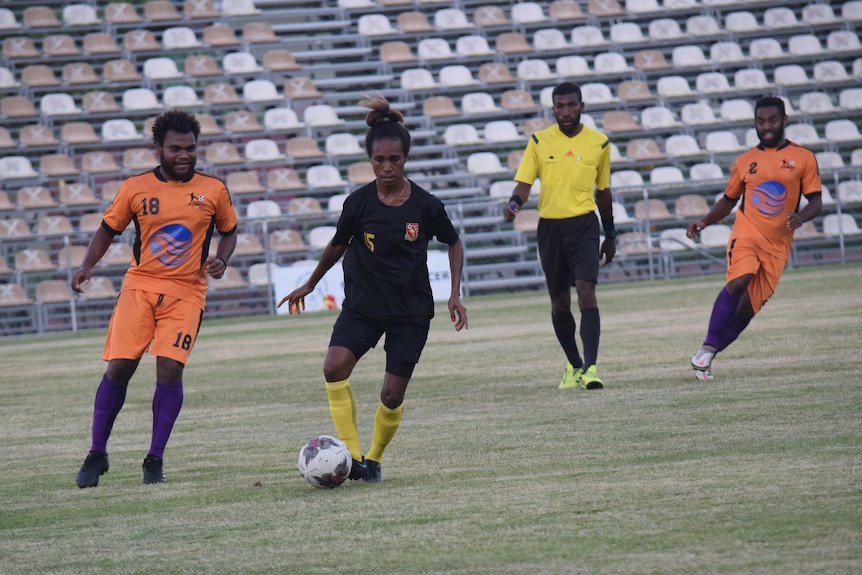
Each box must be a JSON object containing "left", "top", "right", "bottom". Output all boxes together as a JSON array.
[
  {"left": 595, "top": 140, "right": 615, "bottom": 266},
  {"left": 446, "top": 238, "right": 468, "bottom": 331},
  {"left": 206, "top": 227, "right": 237, "bottom": 279},
  {"left": 787, "top": 154, "right": 824, "bottom": 230}
]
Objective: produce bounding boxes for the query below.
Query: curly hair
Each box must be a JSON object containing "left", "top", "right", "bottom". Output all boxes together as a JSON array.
[
  {"left": 360, "top": 96, "right": 411, "bottom": 157},
  {"left": 151, "top": 109, "right": 201, "bottom": 147}
]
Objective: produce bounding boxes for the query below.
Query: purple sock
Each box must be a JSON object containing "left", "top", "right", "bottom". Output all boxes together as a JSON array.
[
  {"left": 148, "top": 381, "right": 184, "bottom": 459},
  {"left": 90, "top": 373, "right": 127, "bottom": 454},
  {"left": 703, "top": 288, "right": 740, "bottom": 348},
  {"left": 716, "top": 315, "right": 752, "bottom": 352}
]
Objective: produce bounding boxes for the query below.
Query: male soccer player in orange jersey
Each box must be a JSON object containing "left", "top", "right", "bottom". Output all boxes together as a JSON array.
[
  {"left": 73, "top": 110, "right": 237, "bottom": 487},
  {"left": 686, "top": 95, "right": 822, "bottom": 381}
]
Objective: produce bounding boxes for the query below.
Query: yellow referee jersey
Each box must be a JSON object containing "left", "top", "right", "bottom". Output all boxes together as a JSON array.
[{"left": 514, "top": 124, "right": 611, "bottom": 219}]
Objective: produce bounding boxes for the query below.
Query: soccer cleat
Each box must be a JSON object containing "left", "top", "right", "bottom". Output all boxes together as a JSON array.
[
  {"left": 694, "top": 365, "right": 714, "bottom": 381},
  {"left": 691, "top": 347, "right": 716, "bottom": 381},
  {"left": 363, "top": 460, "right": 382, "bottom": 483},
  {"left": 348, "top": 457, "right": 367, "bottom": 481},
  {"left": 76, "top": 451, "right": 109, "bottom": 488},
  {"left": 558, "top": 362, "right": 584, "bottom": 389},
  {"left": 581, "top": 365, "right": 604, "bottom": 390},
  {"left": 142, "top": 455, "right": 167, "bottom": 484}
]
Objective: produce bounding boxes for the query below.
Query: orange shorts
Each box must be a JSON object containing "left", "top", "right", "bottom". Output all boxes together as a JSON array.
[
  {"left": 725, "top": 236, "right": 787, "bottom": 314},
  {"left": 102, "top": 289, "right": 203, "bottom": 365}
]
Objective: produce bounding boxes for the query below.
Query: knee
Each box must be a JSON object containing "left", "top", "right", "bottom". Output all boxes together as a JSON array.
[
  {"left": 105, "top": 359, "right": 138, "bottom": 386},
  {"left": 155, "top": 358, "right": 184, "bottom": 384}
]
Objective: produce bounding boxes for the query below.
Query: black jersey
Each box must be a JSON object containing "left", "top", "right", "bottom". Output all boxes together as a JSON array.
[{"left": 331, "top": 180, "right": 459, "bottom": 321}]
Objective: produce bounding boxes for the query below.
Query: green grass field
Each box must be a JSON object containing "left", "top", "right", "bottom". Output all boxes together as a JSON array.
[{"left": 2, "top": 264, "right": 861, "bottom": 574}]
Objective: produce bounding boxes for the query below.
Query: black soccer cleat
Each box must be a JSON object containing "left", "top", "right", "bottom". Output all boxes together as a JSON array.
[
  {"left": 348, "top": 457, "right": 367, "bottom": 481},
  {"left": 142, "top": 455, "right": 167, "bottom": 484},
  {"left": 364, "top": 460, "right": 382, "bottom": 483},
  {"left": 76, "top": 451, "right": 109, "bottom": 488}
]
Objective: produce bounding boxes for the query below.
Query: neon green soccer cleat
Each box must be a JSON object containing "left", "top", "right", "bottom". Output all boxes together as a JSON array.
[
  {"left": 581, "top": 365, "right": 604, "bottom": 390},
  {"left": 558, "top": 362, "right": 583, "bottom": 389}
]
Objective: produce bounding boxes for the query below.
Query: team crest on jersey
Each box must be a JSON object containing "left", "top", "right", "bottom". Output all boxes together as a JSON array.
[
  {"left": 188, "top": 193, "right": 206, "bottom": 208},
  {"left": 780, "top": 159, "right": 796, "bottom": 172},
  {"left": 405, "top": 223, "right": 419, "bottom": 241}
]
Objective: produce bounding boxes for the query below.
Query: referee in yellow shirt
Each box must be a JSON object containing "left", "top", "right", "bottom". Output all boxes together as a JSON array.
[{"left": 504, "top": 82, "right": 616, "bottom": 390}]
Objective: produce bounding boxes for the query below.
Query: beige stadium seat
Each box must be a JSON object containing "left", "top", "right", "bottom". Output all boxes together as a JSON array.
[
  {"left": 43, "top": 34, "right": 82, "bottom": 57},
  {"left": 101, "top": 243, "right": 133, "bottom": 266},
  {"left": 0, "top": 127, "right": 15, "bottom": 148},
  {"left": 103, "top": 59, "right": 142, "bottom": 83},
  {"left": 62, "top": 62, "right": 99, "bottom": 85},
  {"left": 397, "top": 11, "right": 433, "bottom": 33},
  {"left": 501, "top": 90, "right": 537, "bottom": 112},
  {"left": 123, "top": 30, "right": 160, "bottom": 52},
  {"left": 37, "top": 215, "right": 75, "bottom": 236},
  {"left": 23, "top": 6, "right": 61, "bottom": 28},
  {"left": 423, "top": 96, "right": 459, "bottom": 118},
  {"left": 82, "top": 91, "right": 121, "bottom": 114},
  {"left": 123, "top": 148, "right": 158, "bottom": 171},
  {"left": 81, "top": 151, "right": 122, "bottom": 174},
  {"left": 60, "top": 122, "right": 101, "bottom": 145},
  {"left": 105, "top": 2, "right": 142, "bottom": 23},
  {"left": 262, "top": 49, "right": 302, "bottom": 71},
  {"left": 16, "top": 248, "right": 57, "bottom": 273},
  {"left": 39, "top": 154, "right": 79, "bottom": 177},
  {"left": 1, "top": 96, "right": 38, "bottom": 118},
  {"left": 495, "top": 32, "right": 531, "bottom": 54},
  {"left": 36, "top": 280, "right": 73, "bottom": 304},
  {"left": 144, "top": 0, "right": 181, "bottom": 21},
  {"left": 473, "top": 5, "right": 509, "bottom": 27},
  {"left": 57, "top": 245, "right": 88, "bottom": 269},
  {"left": 626, "top": 138, "right": 665, "bottom": 161},
  {"left": 347, "top": 162, "right": 374, "bottom": 185},
  {"left": 285, "top": 137, "right": 324, "bottom": 159},
  {"left": 204, "top": 143, "right": 243, "bottom": 166},
  {"left": 633, "top": 49, "right": 670, "bottom": 71},
  {"left": 283, "top": 77, "right": 321, "bottom": 99},
  {"left": 0, "top": 217, "right": 31, "bottom": 239},
  {"left": 184, "top": 55, "right": 222, "bottom": 78},
  {"left": 232, "top": 233, "right": 265, "bottom": 257},
  {"left": 184, "top": 0, "right": 221, "bottom": 19},
  {"left": 19, "top": 124, "right": 59, "bottom": 147},
  {"left": 551, "top": 0, "right": 585, "bottom": 21},
  {"left": 226, "top": 171, "right": 265, "bottom": 194},
  {"left": 16, "top": 185, "right": 57, "bottom": 209},
  {"left": 479, "top": 62, "right": 515, "bottom": 84},
  {"left": 60, "top": 182, "right": 99, "bottom": 207},
  {"left": 203, "top": 83, "right": 243, "bottom": 106},
  {"left": 225, "top": 110, "right": 263, "bottom": 133},
  {"left": 242, "top": 22, "right": 279, "bottom": 44},
  {"left": 269, "top": 229, "right": 307, "bottom": 253},
  {"left": 21, "top": 65, "right": 59, "bottom": 87},
  {"left": 3, "top": 37, "right": 40, "bottom": 59},
  {"left": 287, "top": 197, "right": 323, "bottom": 219},
  {"left": 203, "top": 24, "right": 240, "bottom": 47}
]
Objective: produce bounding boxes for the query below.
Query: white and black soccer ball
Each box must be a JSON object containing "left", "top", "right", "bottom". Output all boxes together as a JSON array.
[{"left": 297, "top": 435, "right": 352, "bottom": 489}]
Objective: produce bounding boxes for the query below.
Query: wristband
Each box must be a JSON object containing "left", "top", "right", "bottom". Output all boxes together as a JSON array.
[
  {"left": 601, "top": 218, "right": 616, "bottom": 239},
  {"left": 216, "top": 257, "right": 227, "bottom": 269},
  {"left": 508, "top": 195, "right": 523, "bottom": 208}
]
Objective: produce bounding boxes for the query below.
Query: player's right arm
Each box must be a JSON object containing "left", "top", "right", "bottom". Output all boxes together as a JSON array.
[
  {"left": 71, "top": 225, "right": 116, "bottom": 293},
  {"left": 503, "top": 181, "right": 533, "bottom": 222},
  {"left": 277, "top": 242, "right": 347, "bottom": 313}
]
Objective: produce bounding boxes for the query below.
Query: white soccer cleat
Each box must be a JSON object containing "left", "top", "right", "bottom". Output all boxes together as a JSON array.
[{"left": 691, "top": 347, "right": 715, "bottom": 381}]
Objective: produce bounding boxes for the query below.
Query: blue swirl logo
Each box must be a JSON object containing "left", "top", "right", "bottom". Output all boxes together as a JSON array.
[
  {"left": 149, "top": 224, "right": 192, "bottom": 267},
  {"left": 750, "top": 180, "right": 787, "bottom": 217}
]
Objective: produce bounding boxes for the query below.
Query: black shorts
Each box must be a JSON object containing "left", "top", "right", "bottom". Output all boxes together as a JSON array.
[
  {"left": 537, "top": 213, "right": 600, "bottom": 294},
  {"left": 329, "top": 308, "right": 430, "bottom": 374}
]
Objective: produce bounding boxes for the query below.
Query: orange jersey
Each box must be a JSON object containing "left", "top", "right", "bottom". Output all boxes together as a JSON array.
[
  {"left": 101, "top": 167, "right": 237, "bottom": 309},
  {"left": 725, "top": 141, "right": 821, "bottom": 257}
]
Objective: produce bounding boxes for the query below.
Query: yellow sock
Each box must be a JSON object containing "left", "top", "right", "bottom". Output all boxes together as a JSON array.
[
  {"left": 366, "top": 402, "right": 403, "bottom": 463},
  {"left": 325, "top": 379, "right": 361, "bottom": 460}
]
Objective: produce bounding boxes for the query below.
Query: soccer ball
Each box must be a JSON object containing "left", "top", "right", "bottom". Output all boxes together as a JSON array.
[{"left": 297, "top": 435, "right": 352, "bottom": 489}]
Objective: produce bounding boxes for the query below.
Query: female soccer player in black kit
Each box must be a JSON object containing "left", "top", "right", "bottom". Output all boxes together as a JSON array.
[{"left": 278, "top": 96, "right": 468, "bottom": 482}]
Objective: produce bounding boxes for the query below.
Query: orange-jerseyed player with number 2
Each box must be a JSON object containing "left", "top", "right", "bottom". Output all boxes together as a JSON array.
[
  {"left": 686, "top": 95, "right": 822, "bottom": 381},
  {"left": 73, "top": 110, "right": 237, "bottom": 487}
]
